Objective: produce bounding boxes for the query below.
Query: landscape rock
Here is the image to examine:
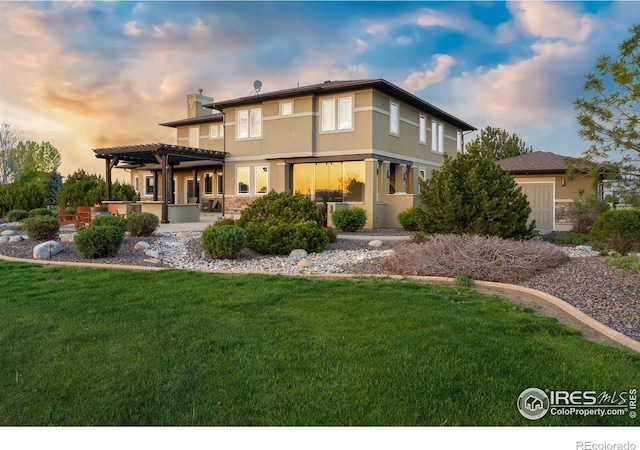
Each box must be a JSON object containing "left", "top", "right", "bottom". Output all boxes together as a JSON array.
[
  {"left": 0, "top": 236, "right": 9, "bottom": 244},
  {"left": 8, "top": 236, "right": 23, "bottom": 243},
  {"left": 145, "top": 249, "right": 160, "bottom": 259},
  {"left": 33, "top": 241, "right": 62, "bottom": 260},
  {"left": 289, "top": 249, "right": 308, "bottom": 259},
  {"left": 135, "top": 241, "right": 151, "bottom": 250},
  {"left": 368, "top": 240, "right": 383, "bottom": 248},
  {"left": 1, "top": 229, "right": 16, "bottom": 236},
  {"left": 575, "top": 245, "right": 593, "bottom": 252},
  {"left": 537, "top": 229, "right": 553, "bottom": 236},
  {"left": 298, "top": 258, "right": 312, "bottom": 269},
  {"left": 60, "top": 233, "right": 76, "bottom": 243}
]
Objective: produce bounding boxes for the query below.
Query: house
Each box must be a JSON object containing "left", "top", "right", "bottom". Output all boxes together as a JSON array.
[
  {"left": 496, "top": 151, "right": 603, "bottom": 231},
  {"left": 94, "top": 79, "right": 476, "bottom": 228}
]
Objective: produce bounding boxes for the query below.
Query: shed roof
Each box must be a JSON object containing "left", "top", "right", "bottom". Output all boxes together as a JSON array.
[{"left": 496, "top": 151, "right": 576, "bottom": 174}]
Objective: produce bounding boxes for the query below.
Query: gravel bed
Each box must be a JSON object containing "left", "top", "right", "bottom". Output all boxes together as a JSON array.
[{"left": 1, "top": 225, "right": 639, "bottom": 344}]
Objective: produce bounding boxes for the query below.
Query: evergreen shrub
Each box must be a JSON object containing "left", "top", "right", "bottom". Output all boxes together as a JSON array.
[
  {"left": 74, "top": 226, "right": 125, "bottom": 259},
  {"left": 590, "top": 209, "right": 640, "bottom": 255},
  {"left": 28, "top": 208, "right": 56, "bottom": 218},
  {"left": 91, "top": 214, "right": 128, "bottom": 232},
  {"left": 331, "top": 207, "right": 367, "bottom": 232},
  {"left": 238, "top": 191, "right": 328, "bottom": 255},
  {"left": 201, "top": 224, "right": 245, "bottom": 259},
  {"left": 7, "top": 210, "right": 29, "bottom": 222},
  {"left": 397, "top": 206, "right": 424, "bottom": 231},
  {"left": 127, "top": 212, "right": 159, "bottom": 237},
  {"left": 23, "top": 215, "right": 59, "bottom": 241}
]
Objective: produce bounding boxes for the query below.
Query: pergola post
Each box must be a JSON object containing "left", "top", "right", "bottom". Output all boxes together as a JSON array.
[
  {"left": 105, "top": 157, "right": 112, "bottom": 201},
  {"left": 161, "top": 154, "right": 169, "bottom": 223}
]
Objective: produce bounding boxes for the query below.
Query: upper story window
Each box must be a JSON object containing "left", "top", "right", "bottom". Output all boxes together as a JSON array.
[
  {"left": 321, "top": 96, "right": 353, "bottom": 132},
  {"left": 281, "top": 102, "right": 292, "bottom": 116},
  {"left": 457, "top": 130, "right": 463, "bottom": 153},
  {"left": 210, "top": 125, "right": 218, "bottom": 139},
  {"left": 431, "top": 120, "right": 444, "bottom": 154},
  {"left": 419, "top": 115, "right": 427, "bottom": 144},
  {"left": 237, "top": 108, "right": 262, "bottom": 139},
  {"left": 390, "top": 102, "right": 399, "bottom": 136}
]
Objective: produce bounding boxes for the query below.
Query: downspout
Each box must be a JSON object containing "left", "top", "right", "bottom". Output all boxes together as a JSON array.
[{"left": 221, "top": 111, "right": 226, "bottom": 217}]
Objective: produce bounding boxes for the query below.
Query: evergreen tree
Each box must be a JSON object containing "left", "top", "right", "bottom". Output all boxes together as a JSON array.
[
  {"left": 465, "top": 126, "right": 533, "bottom": 160},
  {"left": 419, "top": 151, "right": 534, "bottom": 239}
]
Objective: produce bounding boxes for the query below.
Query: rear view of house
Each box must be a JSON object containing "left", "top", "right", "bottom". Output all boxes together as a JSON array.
[{"left": 95, "top": 79, "right": 475, "bottom": 228}]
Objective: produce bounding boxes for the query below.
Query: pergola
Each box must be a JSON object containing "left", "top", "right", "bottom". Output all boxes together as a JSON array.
[{"left": 93, "top": 143, "right": 226, "bottom": 223}]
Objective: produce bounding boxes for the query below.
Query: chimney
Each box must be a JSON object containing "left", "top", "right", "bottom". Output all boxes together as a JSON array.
[{"left": 186, "top": 89, "right": 214, "bottom": 118}]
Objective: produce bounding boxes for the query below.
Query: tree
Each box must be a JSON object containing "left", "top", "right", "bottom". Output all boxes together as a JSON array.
[
  {"left": 58, "top": 169, "right": 105, "bottom": 209},
  {"left": 418, "top": 150, "right": 534, "bottom": 240},
  {"left": 9, "top": 140, "right": 61, "bottom": 180},
  {"left": 0, "top": 120, "right": 23, "bottom": 185},
  {"left": 465, "top": 126, "right": 533, "bottom": 160},
  {"left": 574, "top": 23, "right": 640, "bottom": 204}
]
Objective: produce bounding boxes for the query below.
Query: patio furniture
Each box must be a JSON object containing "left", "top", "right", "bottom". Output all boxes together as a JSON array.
[
  {"left": 187, "top": 197, "right": 199, "bottom": 204},
  {"left": 107, "top": 203, "right": 125, "bottom": 217},
  {"left": 202, "top": 199, "right": 219, "bottom": 212},
  {"left": 76, "top": 206, "right": 92, "bottom": 228},
  {"left": 57, "top": 207, "right": 77, "bottom": 227}
]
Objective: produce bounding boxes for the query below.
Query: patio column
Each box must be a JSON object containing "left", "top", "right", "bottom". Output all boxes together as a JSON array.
[
  {"left": 161, "top": 154, "right": 169, "bottom": 223},
  {"left": 105, "top": 157, "right": 112, "bottom": 201}
]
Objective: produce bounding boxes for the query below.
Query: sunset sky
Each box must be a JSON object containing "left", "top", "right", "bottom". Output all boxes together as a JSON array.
[{"left": 1, "top": 1, "right": 639, "bottom": 179}]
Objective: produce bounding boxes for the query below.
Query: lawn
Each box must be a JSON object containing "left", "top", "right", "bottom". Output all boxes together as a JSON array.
[{"left": 0, "top": 260, "right": 638, "bottom": 426}]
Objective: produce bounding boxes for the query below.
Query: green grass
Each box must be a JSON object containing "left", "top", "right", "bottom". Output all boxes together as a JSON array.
[
  {"left": 0, "top": 261, "right": 638, "bottom": 426},
  {"left": 542, "top": 232, "right": 591, "bottom": 246},
  {"left": 604, "top": 254, "right": 640, "bottom": 274}
]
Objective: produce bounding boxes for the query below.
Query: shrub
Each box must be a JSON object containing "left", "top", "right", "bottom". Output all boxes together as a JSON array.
[
  {"left": 383, "top": 234, "right": 569, "bottom": 283},
  {"left": 243, "top": 218, "right": 329, "bottom": 255},
  {"left": 419, "top": 152, "right": 534, "bottom": 239},
  {"left": 127, "top": 212, "right": 159, "bottom": 237},
  {"left": 201, "top": 224, "right": 245, "bottom": 259},
  {"left": 590, "top": 209, "right": 640, "bottom": 255},
  {"left": 325, "top": 226, "right": 337, "bottom": 243},
  {"left": 91, "top": 214, "right": 128, "bottom": 232},
  {"left": 23, "top": 215, "right": 59, "bottom": 241},
  {"left": 215, "top": 218, "right": 237, "bottom": 227},
  {"left": 57, "top": 169, "right": 105, "bottom": 209},
  {"left": 6, "top": 209, "right": 29, "bottom": 222},
  {"left": 397, "top": 206, "right": 424, "bottom": 231},
  {"left": 74, "top": 226, "right": 125, "bottom": 259},
  {"left": 238, "top": 191, "right": 328, "bottom": 255},
  {"left": 568, "top": 194, "right": 610, "bottom": 234},
  {"left": 331, "top": 207, "right": 367, "bottom": 232},
  {"left": 28, "top": 208, "right": 56, "bottom": 218},
  {"left": 542, "top": 232, "right": 591, "bottom": 246}
]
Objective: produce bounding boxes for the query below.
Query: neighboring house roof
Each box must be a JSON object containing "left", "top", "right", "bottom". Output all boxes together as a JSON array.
[
  {"left": 200, "top": 79, "right": 475, "bottom": 132},
  {"left": 496, "top": 151, "right": 581, "bottom": 175}
]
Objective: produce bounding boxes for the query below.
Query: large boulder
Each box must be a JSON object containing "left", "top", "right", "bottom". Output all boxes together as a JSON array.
[
  {"left": 33, "top": 241, "right": 62, "bottom": 260},
  {"left": 1, "top": 229, "right": 16, "bottom": 236},
  {"left": 289, "top": 249, "right": 309, "bottom": 259}
]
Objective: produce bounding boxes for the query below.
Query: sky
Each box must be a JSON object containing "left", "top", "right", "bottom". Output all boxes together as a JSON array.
[{"left": 1, "top": 0, "right": 640, "bottom": 179}]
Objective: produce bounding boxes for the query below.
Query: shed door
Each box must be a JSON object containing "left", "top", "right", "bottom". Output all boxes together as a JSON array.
[{"left": 519, "top": 183, "right": 554, "bottom": 230}]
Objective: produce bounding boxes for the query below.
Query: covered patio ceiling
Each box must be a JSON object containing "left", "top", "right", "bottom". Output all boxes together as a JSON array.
[{"left": 93, "top": 143, "right": 226, "bottom": 223}]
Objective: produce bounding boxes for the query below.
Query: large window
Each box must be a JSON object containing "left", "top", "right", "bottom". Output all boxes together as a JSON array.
[
  {"left": 250, "top": 108, "right": 262, "bottom": 138},
  {"left": 321, "top": 97, "right": 353, "bottom": 131},
  {"left": 255, "top": 166, "right": 268, "bottom": 195},
  {"left": 292, "top": 161, "right": 365, "bottom": 202},
  {"left": 237, "top": 167, "right": 250, "bottom": 194},
  {"left": 390, "top": 102, "right": 399, "bottom": 136},
  {"left": 237, "top": 108, "right": 261, "bottom": 139},
  {"left": 431, "top": 120, "right": 444, "bottom": 154}
]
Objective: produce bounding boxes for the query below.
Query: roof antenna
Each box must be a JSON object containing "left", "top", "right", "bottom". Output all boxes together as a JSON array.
[{"left": 198, "top": 88, "right": 203, "bottom": 95}]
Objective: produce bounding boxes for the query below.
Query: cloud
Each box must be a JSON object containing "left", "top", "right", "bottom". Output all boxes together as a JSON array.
[
  {"left": 400, "top": 54, "right": 456, "bottom": 93},
  {"left": 507, "top": 2, "right": 593, "bottom": 42},
  {"left": 124, "top": 20, "right": 142, "bottom": 37}
]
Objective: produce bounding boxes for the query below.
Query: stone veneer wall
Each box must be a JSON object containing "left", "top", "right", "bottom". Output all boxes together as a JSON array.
[
  {"left": 224, "top": 196, "right": 256, "bottom": 215},
  {"left": 555, "top": 201, "right": 573, "bottom": 231}
]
